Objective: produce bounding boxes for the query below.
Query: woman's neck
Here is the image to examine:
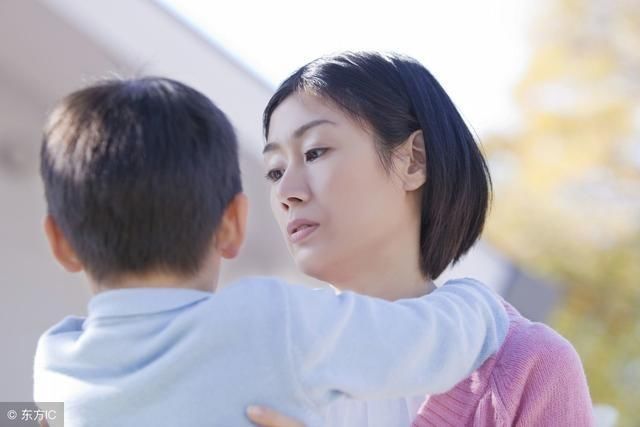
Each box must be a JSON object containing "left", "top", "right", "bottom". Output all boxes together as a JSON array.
[
  {"left": 334, "top": 272, "right": 435, "bottom": 301},
  {"left": 323, "top": 206, "right": 436, "bottom": 300},
  {"left": 325, "top": 246, "right": 436, "bottom": 301}
]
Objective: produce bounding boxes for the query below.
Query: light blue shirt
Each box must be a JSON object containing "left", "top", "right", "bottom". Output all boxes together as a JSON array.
[{"left": 33, "top": 277, "right": 508, "bottom": 427}]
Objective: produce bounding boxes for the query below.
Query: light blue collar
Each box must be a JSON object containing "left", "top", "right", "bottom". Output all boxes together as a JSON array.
[{"left": 87, "top": 288, "right": 212, "bottom": 318}]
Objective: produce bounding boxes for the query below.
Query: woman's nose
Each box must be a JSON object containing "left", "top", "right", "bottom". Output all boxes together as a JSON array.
[{"left": 276, "top": 168, "right": 310, "bottom": 211}]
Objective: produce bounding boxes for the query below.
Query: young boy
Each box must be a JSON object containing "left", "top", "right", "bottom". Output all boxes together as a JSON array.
[{"left": 33, "top": 77, "right": 508, "bottom": 426}]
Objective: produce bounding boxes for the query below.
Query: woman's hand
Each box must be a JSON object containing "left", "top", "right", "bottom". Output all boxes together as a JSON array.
[{"left": 246, "top": 405, "right": 306, "bottom": 427}]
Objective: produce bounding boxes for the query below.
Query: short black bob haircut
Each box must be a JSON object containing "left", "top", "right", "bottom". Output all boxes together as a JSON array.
[
  {"left": 263, "top": 51, "right": 492, "bottom": 280},
  {"left": 40, "top": 77, "right": 241, "bottom": 283}
]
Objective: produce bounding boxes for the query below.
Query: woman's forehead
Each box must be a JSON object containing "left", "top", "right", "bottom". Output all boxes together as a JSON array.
[
  {"left": 268, "top": 92, "right": 371, "bottom": 144},
  {"left": 271, "top": 93, "right": 340, "bottom": 127}
]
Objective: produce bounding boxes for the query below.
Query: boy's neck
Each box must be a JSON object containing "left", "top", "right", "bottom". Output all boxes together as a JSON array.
[{"left": 90, "top": 270, "right": 219, "bottom": 294}]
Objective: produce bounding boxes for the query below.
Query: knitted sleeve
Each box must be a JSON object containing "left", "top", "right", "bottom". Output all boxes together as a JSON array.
[
  {"left": 410, "top": 303, "right": 595, "bottom": 427},
  {"left": 506, "top": 323, "right": 595, "bottom": 426}
]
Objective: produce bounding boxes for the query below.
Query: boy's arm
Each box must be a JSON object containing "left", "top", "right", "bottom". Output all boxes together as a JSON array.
[{"left": 281, "top": 278, "right": 509, "bottom": 407}]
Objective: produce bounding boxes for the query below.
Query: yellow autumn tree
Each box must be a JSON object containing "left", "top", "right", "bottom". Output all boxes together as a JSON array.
[{"left": 484, "top": 0, "right": 640, "bottom": 424}]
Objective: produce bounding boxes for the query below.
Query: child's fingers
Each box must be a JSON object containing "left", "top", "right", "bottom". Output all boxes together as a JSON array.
[{"left": 246, "top": 405, "right": 305, "bottom": 427}]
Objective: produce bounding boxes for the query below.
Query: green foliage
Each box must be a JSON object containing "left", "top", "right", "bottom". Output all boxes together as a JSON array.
[{"left": 483, "top": 0, "right": 640, "bottom": 424}]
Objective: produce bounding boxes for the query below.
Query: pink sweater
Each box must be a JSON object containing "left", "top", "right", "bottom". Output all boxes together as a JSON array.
[{"left": 412, "top": 301, "right": 594, "bottom": 426}]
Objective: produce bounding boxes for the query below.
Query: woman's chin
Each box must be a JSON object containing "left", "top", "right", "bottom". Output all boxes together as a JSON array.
[{"left": 293, "top": 251, "right": 331, "bottom": 282}]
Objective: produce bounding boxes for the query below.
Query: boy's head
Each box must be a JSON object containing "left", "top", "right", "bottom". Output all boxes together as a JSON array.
[{"left": 40, "top": 77, "right": 247, "bottom": 289}]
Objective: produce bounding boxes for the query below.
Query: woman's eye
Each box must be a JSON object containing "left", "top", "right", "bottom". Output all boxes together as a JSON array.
[
  {"left": 304, "top": 148, "right": 328, "bottom": 162},
  {"left": 265, "top": 169, "right": 283, "bottom": 182}
]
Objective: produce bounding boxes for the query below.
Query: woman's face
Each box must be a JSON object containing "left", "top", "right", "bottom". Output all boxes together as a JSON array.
[{"left": 263, "top": 92, "right": 418, "bottom": 285}]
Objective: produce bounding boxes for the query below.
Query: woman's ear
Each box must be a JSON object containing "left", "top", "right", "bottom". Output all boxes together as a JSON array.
[
  {"left": 399, "top": 130, "right": 427, "bottom": 191},
  {"left": 43, "top": 215, "right": 84, "bottom": 273},
  {"left": 214, "top": 193, "right": 249, "bottom": 259}
]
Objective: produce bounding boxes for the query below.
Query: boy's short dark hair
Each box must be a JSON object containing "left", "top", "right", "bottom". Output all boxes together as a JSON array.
[{"left": 41, "top": 77, "right": 242, "bottom": 282}]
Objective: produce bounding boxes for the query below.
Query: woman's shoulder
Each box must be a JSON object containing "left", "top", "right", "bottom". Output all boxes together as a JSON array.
[
  {"left": 413, "top": 301, "right": 593, "bottom": 427},
  {"left": 488, "top": 302, "right": 593, "bottom": 424},
  {"left": 496, "top": 302, "right": 582, "bottom": 372}
]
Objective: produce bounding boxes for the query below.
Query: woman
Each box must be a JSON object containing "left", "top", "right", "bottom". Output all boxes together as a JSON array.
[{"left": 249, "top": 51, "right": 593, "bottom": 426}]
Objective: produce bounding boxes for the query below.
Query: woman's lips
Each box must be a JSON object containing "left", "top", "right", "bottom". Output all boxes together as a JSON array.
[{"left": 289, "top": 224, "right": 319, "bottom": 244}]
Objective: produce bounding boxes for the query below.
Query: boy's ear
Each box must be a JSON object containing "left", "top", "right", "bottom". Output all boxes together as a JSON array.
[
  {"left": 398, "top": 130, "right": 427, "bottom": 191},
  {"left": 215, "top": 193, "right": 248, "bottom": 259},
  {"left": 43, "top": 215, "right": 84, "bottom": 273}
]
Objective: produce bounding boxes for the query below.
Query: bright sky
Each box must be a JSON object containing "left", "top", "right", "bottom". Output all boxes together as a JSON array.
[{"left": 158, "top": 0, "right": 536, "bottom": 137}]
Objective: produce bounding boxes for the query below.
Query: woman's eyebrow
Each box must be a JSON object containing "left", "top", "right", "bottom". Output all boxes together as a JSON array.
[
  {"left": 293, "top": 119, "right": 336, "bottom": 138},
  {"left": 263, "top": 119, "right": 336, "bottom": 154}
]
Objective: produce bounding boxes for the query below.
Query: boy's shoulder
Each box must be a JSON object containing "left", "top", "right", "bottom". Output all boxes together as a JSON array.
[
  {"left": 41, "top": 315, "right": 86, "bottom": 335},
  {"left": 221, "top": 276, "right": 291, "bottom": 301},
  {"left": 223, "top": 275, "right": 289, "bottom": 291},
  {"left": 222, "top": 276, "right": 327, "bottom": 300},
  {"left": 216, "top": 276, "right": 326, "bottom": 315}
]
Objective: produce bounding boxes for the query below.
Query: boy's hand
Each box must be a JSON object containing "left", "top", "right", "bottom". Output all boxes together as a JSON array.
[{"left": 246, "top": 405, "right": 305, "bottom": 427}]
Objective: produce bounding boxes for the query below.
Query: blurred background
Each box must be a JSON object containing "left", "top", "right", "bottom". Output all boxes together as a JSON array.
[{"left": 0, "top": 0, "right": 637, "bottom": 425}]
